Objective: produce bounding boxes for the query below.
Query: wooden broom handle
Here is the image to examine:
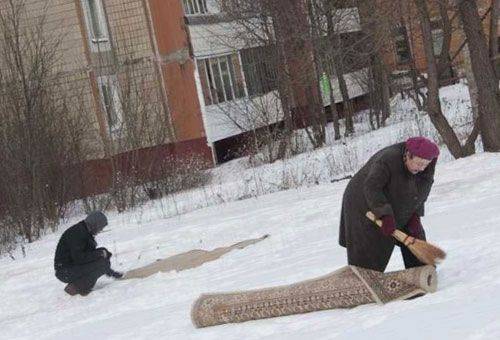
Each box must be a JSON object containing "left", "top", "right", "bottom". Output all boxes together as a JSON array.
[{"left": 365, "top": 211, "right": 415, "bottom": 246}]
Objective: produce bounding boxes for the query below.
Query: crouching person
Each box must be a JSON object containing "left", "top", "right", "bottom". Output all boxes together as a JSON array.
[{"left": 54, "top": 211, "right": 123, "bottom": 296}]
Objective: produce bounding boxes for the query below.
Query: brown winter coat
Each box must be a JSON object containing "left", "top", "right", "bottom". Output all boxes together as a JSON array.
[{"left": 338, "top": 142, "right": 436, "bottom": 272}]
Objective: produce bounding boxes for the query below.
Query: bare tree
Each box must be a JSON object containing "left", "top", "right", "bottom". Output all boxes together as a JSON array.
[
  {"left": 213, "top": 93, "right": 291, "bottom": 163},
  {"left": 216, "top": 0, "right": 384, "bottom": 149},
  {"left": 457, "top": 0, "right": 500, "bottom": 152},
  {"left": 323, "top": 1, "right": 355, "bottom": 135},
  {"left": 0, "top": 0, "right": 94, "bottom": 246},
  {"left": 489, "top": 0, "right": 500, "bottom": 70},
  {"left": 265, "top": 0, "right": 327, "bottom": 148},
  {"left": 406, "top": 0, "right": 478, "bottom": 158},
  {"left": 84, "top": 10, "right": 209, "bottom": 212},
  {"left": 414, "top": 0, "right": 469, "bottom": 157},
  {"left": 212, "top": 0, "right": 330, "bottom": 157},
  {"left": 357, "top": 0, "right": 395, "bottom": 127},
  {"left": 307, "top": 0, "right": 395, "bottom": 134}
]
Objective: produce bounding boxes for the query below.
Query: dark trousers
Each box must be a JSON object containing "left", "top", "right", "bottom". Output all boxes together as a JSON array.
[
  {"left": 347, "top": 228, "right": 426, "bottom": 272},
  {"left": 55, "top": 258, "right": 111, "bottom": 293},
  {"left": 398, "top": 226, "right": 426, "bottom": 269},
  {"left": 400, "top": 243, "right": 425, "bottom": 269}
]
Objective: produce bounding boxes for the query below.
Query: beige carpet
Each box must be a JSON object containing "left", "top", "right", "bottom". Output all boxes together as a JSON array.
[
  {"left": 121, "top": 234, "right": 269, "bottom": 280},
  {"left": 191, "top": 265, "right": 437, "bottom": 328}
]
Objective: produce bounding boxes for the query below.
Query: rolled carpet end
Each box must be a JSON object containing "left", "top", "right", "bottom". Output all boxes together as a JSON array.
[{"left": 191, "top": 265, "right": 438, "bottom": 328}]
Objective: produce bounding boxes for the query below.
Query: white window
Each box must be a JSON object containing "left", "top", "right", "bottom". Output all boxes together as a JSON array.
[
  {"left": 197, "top": 54, "right": 245, "bottom": 106},
  {"left": 182, "top": 0, "right": 208, "bottom": 15},
  {"left": 81, "top": 0, "right": 111, "bottom": 51},
  {"left": 431, "top": 19, "right": 444, "bottom": 56},
  {"left": 97, "top": 75, "right": 123, "bottom": 134},
  {"left": 431, "top": 29, "right": 443, "bottom": 56}
]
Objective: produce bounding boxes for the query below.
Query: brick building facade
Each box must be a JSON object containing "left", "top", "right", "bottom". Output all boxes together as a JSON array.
[
  {"left": 379, "top": 0, "right": 496, "bottom": 85},
  {"left": 2, "top": 0, "right": 495, "bottom": 199}
]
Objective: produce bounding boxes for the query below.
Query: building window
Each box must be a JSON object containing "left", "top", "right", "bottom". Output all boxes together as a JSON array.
[
  {"left": 431, "top": 29, "right": 444, "bottom": 56},
  {"left": 197, "top": 54, "right": 245, "bottom": 106},
  {"left": 97, "top": 75, "right": 123, "bottom": 133},
  {"left": 394, "top": 26, "right": 411, "bottom": 64},
  {"left": 431, "top": 19, "right": 444, "bottom": 56},
  {"left": 240, "top": 45, "right": 278, "bottom": 97},
  {"left": 81, "top": 0, "right": 110, "bottom": 50},
  {"left": 182, "top": 0, "right": 208, "bottom": 15}
]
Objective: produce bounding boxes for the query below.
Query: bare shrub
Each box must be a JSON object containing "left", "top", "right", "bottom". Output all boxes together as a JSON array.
[
  {"left": 0, "top": 1, "right": 94, "bottom": 247},
  {"left": 141, "top": 155, "right": 212, "bottom": 201}
]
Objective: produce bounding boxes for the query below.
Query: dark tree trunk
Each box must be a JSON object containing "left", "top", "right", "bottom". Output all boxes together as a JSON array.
[
  {"left": 458, "top": 0, "right": 500, "bottom": 151},
  {"left": 334, "top": 50, "right": 355, "bottom": 136},
  {"left": 270, "top": 0, "right": 325, "bottom": 149},
  {"left": 436, "top": 0, "right": 454, "bottom": 83},
  {"left": 263, "top": 0, "right": 297, "bottom": 159},
  {"left": 414, "top": 0, "right": 465, "bottom": 158},
  {"left": 326, "top": 2, "right": 354, "bottom": 136},
  {"left": 305, "top": 0, "right": 327, "bottom": 148},
  {"left": 490, "top": 0, "right": 500, "bottom": 60},
  {"left": 324, "top": 3, "right": 342, "bottom": 139},
  {"left": 374, "top": 55, "right": 391, "bottom": 126},
  {"left": 357, "top": 0, "right": 391, "bottom": 127},
  {"left": 489, "top": 0, "right": 500, "bottom": 80}
]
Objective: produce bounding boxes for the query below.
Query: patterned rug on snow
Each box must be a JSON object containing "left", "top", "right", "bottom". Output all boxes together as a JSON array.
[{"left": 191, "top": 265, "right": 437, "bottom": 328}]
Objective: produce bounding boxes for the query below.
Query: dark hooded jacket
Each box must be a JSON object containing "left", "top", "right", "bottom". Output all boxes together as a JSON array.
[
  {"left": 338, "top": 142, "right": 436, "bottom": 272},
  {"left": 54, "top": 221, "right": 103, "bottom": 269}
]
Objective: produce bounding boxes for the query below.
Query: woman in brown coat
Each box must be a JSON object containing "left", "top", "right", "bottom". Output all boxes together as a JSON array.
[{"left": 338, "top": 137, "right": 440, "bottom": 272}]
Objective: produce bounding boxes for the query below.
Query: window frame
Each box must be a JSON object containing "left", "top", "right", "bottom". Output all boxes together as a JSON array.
[
  {"left": 182, "top": 0, "right": 209, "bottom": 15},
  {"left": 97, "top": 75, "right": 123, "bottom": 134},
  {"left": 430, "top": 18, "right": 444, "bottom": 57},
  {"left": 431, "top": 28, "right": 444, "bottom": 56},
  {"left": 80, "top": 0, "right": 111, "bottom": 51},
  {"left": 394, "top": 25, "right": 412, "bottom": 64},
  {"left": 197, "top": 53, "right": 245, "bottom": 106}
]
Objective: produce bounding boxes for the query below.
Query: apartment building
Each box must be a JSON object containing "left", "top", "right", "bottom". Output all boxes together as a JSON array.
[
  {"left": 379, "top": 0, "right": 497, "bottom": 88},
  {"left": 0, "top": 0, "right": 378, "bottom": 197},
  {"left": 183, "top": 0, "right": 370, "bottom": 161}
]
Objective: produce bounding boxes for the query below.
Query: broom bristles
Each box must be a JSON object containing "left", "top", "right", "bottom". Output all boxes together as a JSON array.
[
  {"left": 366, "top": 211, "right": 446, "bottom": 266},
  {"left": 412, "top": 240, "right": 446, "bottom": 265}
]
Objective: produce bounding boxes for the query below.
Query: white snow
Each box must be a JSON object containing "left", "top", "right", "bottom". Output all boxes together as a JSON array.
[{"left": 1, "top": 82, "right": 500, "bottom": 339}]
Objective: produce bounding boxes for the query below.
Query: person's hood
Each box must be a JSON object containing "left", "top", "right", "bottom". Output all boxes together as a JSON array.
[{"left": 84, "top": 211, "right": 108, "bottom": 235}]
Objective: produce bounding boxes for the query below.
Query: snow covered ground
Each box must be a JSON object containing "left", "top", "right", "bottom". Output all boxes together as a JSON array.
[
  {"left": 2, "top": 82, "right": 500, "bottom": 339},
  {"left": 2, "top": 153, "right": 500, "bottom": 339},
  {"left": 128, "top": 81, "right": 474, "bottom": 223}
]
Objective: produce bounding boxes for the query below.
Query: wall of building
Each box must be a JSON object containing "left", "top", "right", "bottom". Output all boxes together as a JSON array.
[
  {"left": 0, "top": 0, "right": 106, "bottom": 158},
  {"left": 0, "top": 0, "right": 215, "bottom": 199},
  {"left": 83, "top": 0, "right": 174, "bottom": 154},
  {"left": 185, "top": 0, "right": 369, "bottom": 149},
  {"left": 146, "top": 0, "right": 208, "bottom": 143},
  {"left": 381, "top": 0, "right": 494, "bottom": 77}
]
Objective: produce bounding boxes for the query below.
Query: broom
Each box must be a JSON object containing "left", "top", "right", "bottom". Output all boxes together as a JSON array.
[{"left": 366, "top": 211, "right": 446, "bottom": 266}]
